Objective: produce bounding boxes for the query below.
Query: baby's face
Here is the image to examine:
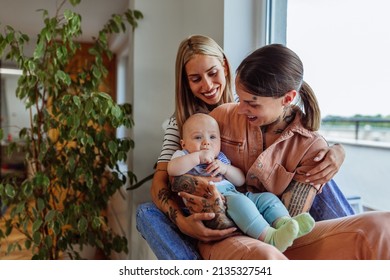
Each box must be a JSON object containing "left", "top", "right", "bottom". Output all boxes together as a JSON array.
[{"left": 181, "top": 114, "right": 221, "bottom": 157}]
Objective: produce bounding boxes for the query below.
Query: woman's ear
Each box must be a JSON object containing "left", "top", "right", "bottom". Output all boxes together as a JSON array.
[
  {"left": 223, "top": 58, "right": 228, "bottom": 77},
  {"left": 283, "top": 90, "right": 297, "bottom": 106}
]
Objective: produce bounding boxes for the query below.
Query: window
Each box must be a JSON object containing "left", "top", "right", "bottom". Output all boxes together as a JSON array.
[
  {"left": 286, "top": 0, "right": 390, "bottom": 118},
  {"left": 286, "top": 0, "right": 390, "bottom": 211}
]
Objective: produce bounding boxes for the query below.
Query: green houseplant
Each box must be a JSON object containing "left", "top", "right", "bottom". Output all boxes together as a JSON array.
[{"left": 0, "top": 0, "right": 142, "bottom": 259}]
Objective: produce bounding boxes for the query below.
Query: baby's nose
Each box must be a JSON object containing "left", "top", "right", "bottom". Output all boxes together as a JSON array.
[{"left": 201, "top": 142, "right": 210, "bottom": 149}]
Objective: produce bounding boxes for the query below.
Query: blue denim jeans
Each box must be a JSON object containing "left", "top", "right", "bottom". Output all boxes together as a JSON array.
[
  {"left": 135, "top": 179, "right": 354, "bottom": 260},
  {"left": 309, "top": 179, "right": 355, "bottom": 220},
  {"left": 136, "top": 201, "right": 201, "bottom": 259}
]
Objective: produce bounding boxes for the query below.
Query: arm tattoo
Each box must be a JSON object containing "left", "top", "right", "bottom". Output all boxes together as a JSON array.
[
  {"left": 171, "top": 175, "right": 198, "bottom": 194},
  {"left": 167, "top": 207, "right": 178, "bottom": 224},
  {"left": 171, "top": 174, "right": 235, "bottom": 229},
  {"left": 202, "top": 196, "right": 235, "bottom": 229},
  {"left": 171, "top": 175, "right": 213, "bottom": 198},
  {"left": 281, "top": 180, "right": 317, "bottom": 217},
  {"left": 158, "top": 188, "right": 173, "bottom": 205}
]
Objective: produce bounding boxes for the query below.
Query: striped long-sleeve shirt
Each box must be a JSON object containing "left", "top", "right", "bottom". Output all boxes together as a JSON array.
[{"left": 157, "top": 116, "right": 181, "bottom": 162}]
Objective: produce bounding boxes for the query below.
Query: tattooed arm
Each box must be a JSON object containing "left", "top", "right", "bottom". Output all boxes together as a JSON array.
[
  {"left": 279, "top": 134, "right": 329, "bottom": 216},
  {"left": 281, "top": 180, "right": 318, "bottom": 216},
  {"left": 171, "top": 175, "right": 236, "bottom": 230},
  {"left": 150, "top": 162, "right": 237, "bottom": 242}
]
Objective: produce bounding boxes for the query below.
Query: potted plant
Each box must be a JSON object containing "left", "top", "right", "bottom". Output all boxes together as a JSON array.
[{"left": 0, "top": 0, "right": 143, "bottom": 259}]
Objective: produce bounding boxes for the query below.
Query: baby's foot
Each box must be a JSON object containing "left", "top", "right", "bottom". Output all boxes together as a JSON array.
[
  {"left": 275, "top": 213, "right": 315, "bottom": 238},
  {"left": 292, "top": 212, "right": 315, "bottom": 237},
  {"left": 264, "top": 219, "right": 299, "bottom": 252}
]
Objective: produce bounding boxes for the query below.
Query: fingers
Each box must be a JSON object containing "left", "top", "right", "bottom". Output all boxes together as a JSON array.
[
  {"left": 305, "top": 162, "right": 337, "bottom": 185},
  {"left": 190, "top": 213, "right": 238, "bottom": 242},
  {"left": 179, "top": 186, "right": 217, "bottom": 202},
  {"left": 306, "top": 160, "right": 329, "bottom": 177},
  {"left": 178, "top": 192, "right": 209, "bottom": 213},
  {"left": 205, "top": 161, "right": 220, "bottom": 176},
  {"left": 313, "top": 149, "right": 327, "bottom": 162},
  {"left": 180, "top": 193, "right": 223, "bottom": 214},
  {"left": 207, "top": 181, "right": 220, "bottom": 195},
  {"left": 306, "top": 145, "right": 343, "bottom": 185},
  {"left": 192, "top": 212, "right": 215, "bottom": 221},
  {"left": 307, "top": 170, "right": 336, "bottom": 185}
]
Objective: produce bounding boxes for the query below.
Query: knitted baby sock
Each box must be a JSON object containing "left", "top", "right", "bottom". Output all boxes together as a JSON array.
[
  {"left": 275, "top": 213, "right": 315, "bottom": 238},
  {"left": 264, "top": 219, "right": 299, "bottom": 252}
]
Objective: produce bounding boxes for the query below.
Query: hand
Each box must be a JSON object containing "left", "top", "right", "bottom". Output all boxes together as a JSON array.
[
  {"left": 177, "top": 212, "right": 238, "bottom": 242},
  {"left": 198, "top": 150, "right": 215, "bottom": 164},
  {"left": 170, "top": 173, "right": 222, "bottom": 195},
  {"left": 305, "top": 144, "right": 345, "bottom": 185},
  {"left": 205, "top": 159, "right": 227, "bottom": 177},
  {"left": 178, "top": 181, "right": 224, "bottom": 213},
  {"left": 178, "top": 180, "right": 236, "bottom": 230}
]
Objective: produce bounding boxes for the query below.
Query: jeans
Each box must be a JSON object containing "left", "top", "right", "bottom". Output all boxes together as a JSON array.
[
  {"left": 135, "top": 179, "right": 354, "bottom": 260},
  {"left": 136, "top": 201, "right": 201, "bottom": 260},
  {"left": 309, "top": 179, "right": 355, "bottom": 220}
]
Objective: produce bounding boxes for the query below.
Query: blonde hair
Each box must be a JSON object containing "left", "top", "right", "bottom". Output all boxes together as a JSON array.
[{"left": 175, "top": 35, "right": 234, "bottom": 134}]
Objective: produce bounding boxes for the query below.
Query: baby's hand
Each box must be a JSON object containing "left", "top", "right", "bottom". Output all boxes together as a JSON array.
[
  {"left": 206, "top": 159, "right": 227, "bottom": 177},
  {"left": 199, "top": 150, "right": 215, "bottom": 164}
]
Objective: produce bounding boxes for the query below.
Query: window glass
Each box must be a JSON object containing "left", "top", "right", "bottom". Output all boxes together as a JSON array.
[
  {"left": 286, "top": 0, "right": 390, "bottom": 118},
  {"left": 287, "top": 0, "right": 390, "bottom": 212}
]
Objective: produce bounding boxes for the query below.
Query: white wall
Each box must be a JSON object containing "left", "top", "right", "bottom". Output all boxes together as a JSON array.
[{"left": 224, "top": 0, "right": 264, "bottom": 73}]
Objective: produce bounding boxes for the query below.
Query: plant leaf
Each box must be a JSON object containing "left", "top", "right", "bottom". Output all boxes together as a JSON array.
[
  {"left": 77, "top": 216, "right": 88, "bottom": 234},
  {"left": 5, "top": 184, "right": 16, "bottom": 198},
  {"left": 32, "top": 219, "right": 43, "bottom": 233}
]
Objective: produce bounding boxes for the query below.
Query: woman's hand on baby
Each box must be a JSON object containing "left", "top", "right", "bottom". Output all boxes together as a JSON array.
[
  {"left": 177, "top": 213, "right": 237, "bottom": 242},
  {"left": 178, "top": 180, "right": 237, "bottom": 241},
  {"left": 178, "top": 181, "right": 224, "bottom": 214}
]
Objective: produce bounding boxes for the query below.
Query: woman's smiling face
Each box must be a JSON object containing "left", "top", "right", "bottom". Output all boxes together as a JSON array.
[
  {"left": 185, "top": 54, "right": 227, "bottom": 106},
  {"left": 235, "top": 78, "right": 286, "bottom": 127}
]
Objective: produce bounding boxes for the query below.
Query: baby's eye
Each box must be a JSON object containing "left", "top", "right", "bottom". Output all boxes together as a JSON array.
[{"left": 210, "top": 135, "right": 217, "bottom": 139}]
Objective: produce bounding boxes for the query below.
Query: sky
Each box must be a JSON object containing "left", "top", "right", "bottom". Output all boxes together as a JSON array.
[{"left": 286, "top": 0, "right": 390, "bottom": 118}]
